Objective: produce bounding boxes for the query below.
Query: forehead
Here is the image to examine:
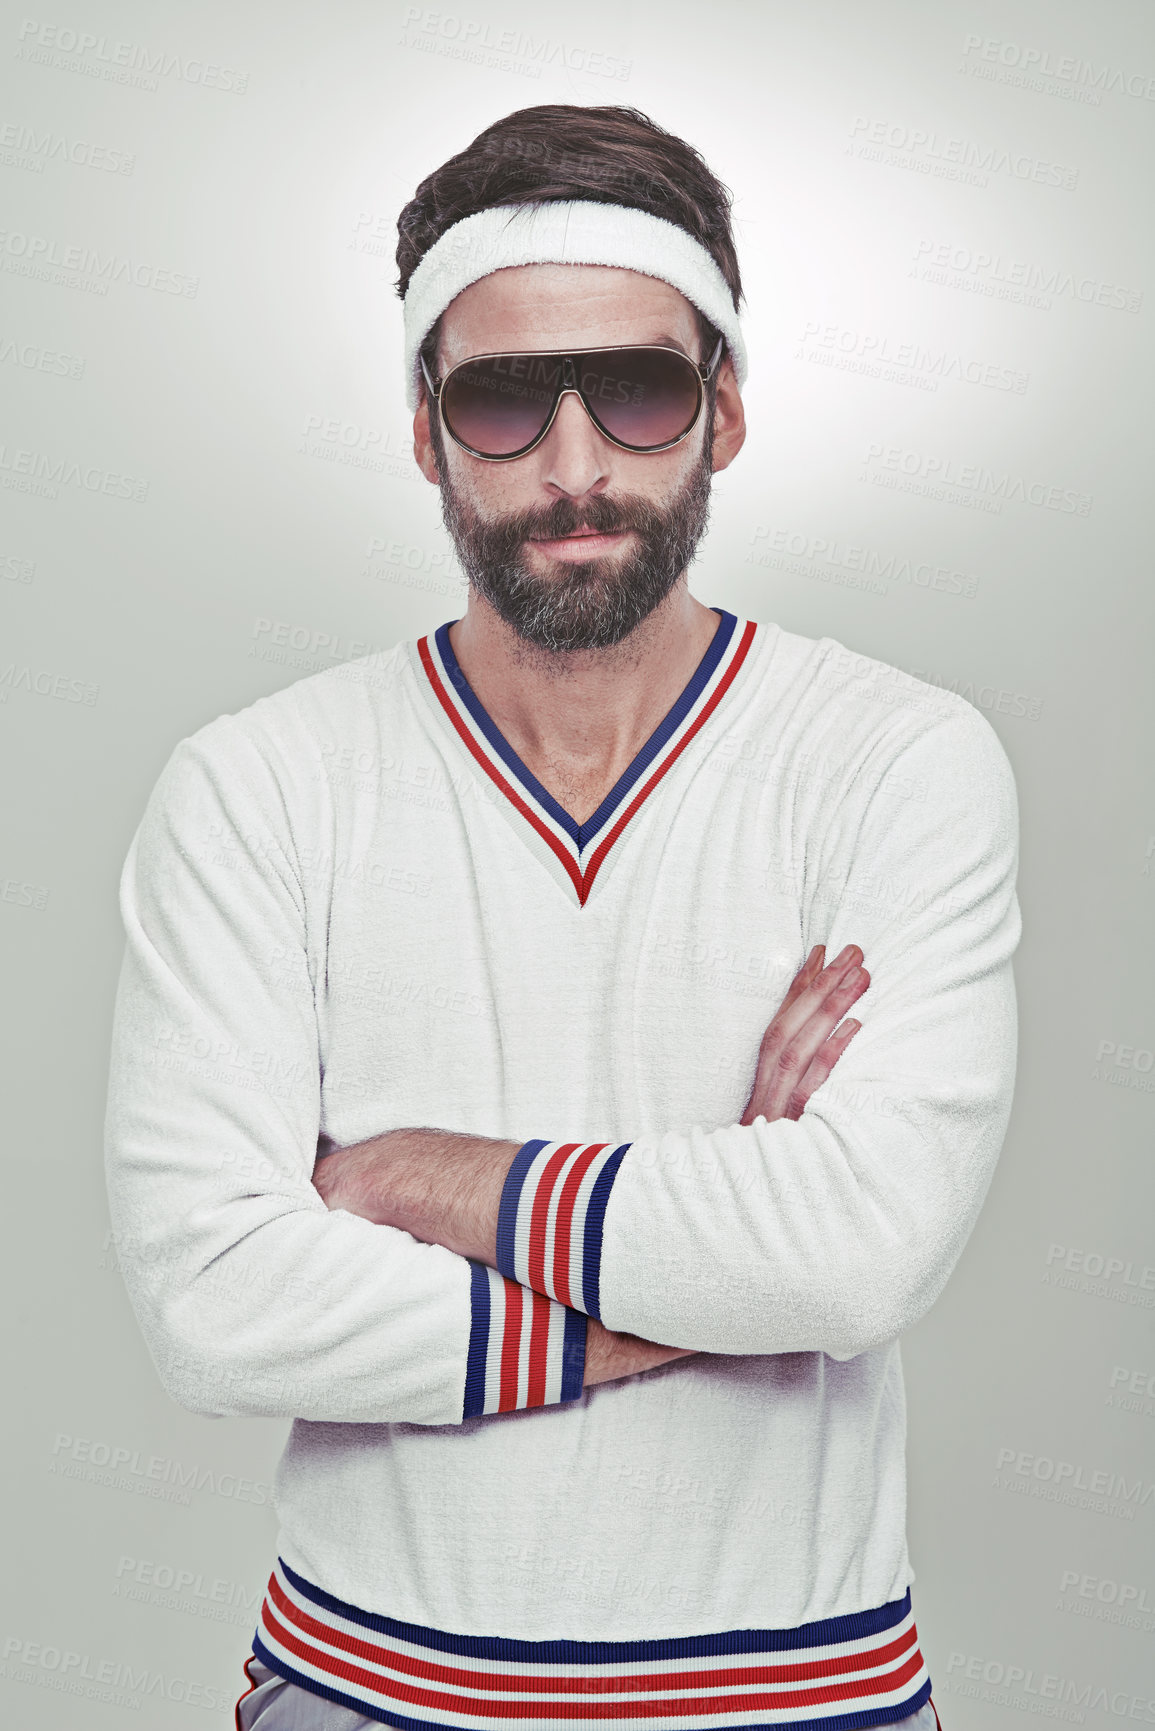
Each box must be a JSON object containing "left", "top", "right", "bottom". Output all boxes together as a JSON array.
[{"left": 437, "top": 263, "right": 700, "bottom": 363}]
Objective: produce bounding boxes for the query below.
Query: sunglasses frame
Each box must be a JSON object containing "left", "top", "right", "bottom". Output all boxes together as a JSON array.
[{"left": 420, "top": 336, "right": 726, "bottom": 462}]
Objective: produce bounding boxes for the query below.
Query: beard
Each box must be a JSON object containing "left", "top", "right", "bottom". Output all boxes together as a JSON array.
[{"left": 432, "top": 419, "right": 715, "bottom": 654}]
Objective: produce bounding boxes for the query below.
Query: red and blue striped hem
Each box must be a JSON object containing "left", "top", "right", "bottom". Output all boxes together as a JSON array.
[
  {"left": 495, "top": 1140, "right": 631, "bottom": 1318},
  {"left": 463, "top": 1261, "right": 586, "bottom": 1417},
  {"left": 251, "top": 1559, "right": 933, "bottom": 1728}
]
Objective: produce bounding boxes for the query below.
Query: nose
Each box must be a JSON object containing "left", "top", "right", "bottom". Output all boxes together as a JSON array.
[{"left": 535, "top": 388, "right": 613, "bottom": 501}]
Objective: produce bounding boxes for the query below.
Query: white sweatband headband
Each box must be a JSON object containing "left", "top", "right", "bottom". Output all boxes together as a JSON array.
[{"left": 402, "top": 200, "right": 746, "bottom": 411}]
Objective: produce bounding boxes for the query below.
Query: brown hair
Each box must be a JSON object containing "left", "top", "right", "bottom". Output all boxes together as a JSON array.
[{"left": 397, "top": 106, "right": 741, "bottom": 378}]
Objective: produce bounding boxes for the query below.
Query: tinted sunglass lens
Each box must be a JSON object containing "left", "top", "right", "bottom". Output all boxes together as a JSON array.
[
  {"left": 441, "top": 354, "right": 562, "bottom": 456},
  {"left": 577, "top": 350, "right": 702, "bottom": 449}
]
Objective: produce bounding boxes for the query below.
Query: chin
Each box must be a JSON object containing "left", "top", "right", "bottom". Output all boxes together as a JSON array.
[
  {"left": 527, "top": 547, "right": 629, "bottom": 576},
  {"left": 531, "top": 563, "right": 631, "bottom": 597}
]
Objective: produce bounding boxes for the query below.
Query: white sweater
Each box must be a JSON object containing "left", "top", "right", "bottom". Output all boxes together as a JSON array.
[{"left": 104, "top": 610, "right": 1019, "bottom": 1729}]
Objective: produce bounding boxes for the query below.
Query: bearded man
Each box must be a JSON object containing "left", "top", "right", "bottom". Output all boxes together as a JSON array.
[{"left": 105, "top": 104, "right": 1019, "bottom": 1731}]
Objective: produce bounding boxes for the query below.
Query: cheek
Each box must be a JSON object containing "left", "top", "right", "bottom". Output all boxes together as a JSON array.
[
  {"left": 612, "top": 434, "right": 705, "bottom": 497},
  {"left": 448, "top": 454, "right": 534, "bottom": 517}
]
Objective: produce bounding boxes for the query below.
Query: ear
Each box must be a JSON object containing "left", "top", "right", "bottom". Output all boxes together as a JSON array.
[
  {"left": 412, "top": 391, "right": 441, "bottom": 485},
  {"left": 709, "top": 355, "right": 746, "bottom": 474}
]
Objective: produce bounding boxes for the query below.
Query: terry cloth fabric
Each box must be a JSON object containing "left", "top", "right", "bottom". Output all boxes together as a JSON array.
[
  {"left": 106, "top": 608, "right": 1020, "bottom": 1729},
  {"left": 401, "top": 201, "right": 748, "bottom": 409}
]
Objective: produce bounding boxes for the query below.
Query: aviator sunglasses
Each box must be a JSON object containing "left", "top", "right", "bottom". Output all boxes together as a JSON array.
[{"left": 420, "top": 336, "right": 725, "bottom": 461}]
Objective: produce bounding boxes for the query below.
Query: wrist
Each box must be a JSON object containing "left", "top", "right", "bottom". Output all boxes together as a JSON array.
[{"left": 392, "top": 1129, "right": 518, "bottom": 1261}]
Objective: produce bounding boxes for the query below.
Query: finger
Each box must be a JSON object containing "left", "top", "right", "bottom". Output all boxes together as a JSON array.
[
  {"left": 740, "top": 945, "right": 865, "bottom": 1126},
  {"left": 784, "top": 959, "right": 871, "bottom": 1067},
  {"left": 748, "top": 950, "right": 866, "bottom": 1087},
  {"left": 742, "top": 977, "right": 862, "bottom": 1125},
  {"left": 744, "top": 966, "right": 869, "bottom": 1125},
  {"left": 769, "top": 945, "right": 826, "bottom": 1024},
  {"left": 757, "top": 969, "right": 869, "bottom": 1122},
  {"left": 771, "top": 944, "right": 864, "bottom": 1040},
  {"left": 783, "top": 1019, "right": 862, "bottom": 1120},
  {"left": 782, "top": 943, "right": 825, "bottom": 1004}
]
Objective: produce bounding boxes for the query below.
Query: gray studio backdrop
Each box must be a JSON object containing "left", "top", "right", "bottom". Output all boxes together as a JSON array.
[{"left": 3, "top": 0, "right": 1153, "bottom": 1726}]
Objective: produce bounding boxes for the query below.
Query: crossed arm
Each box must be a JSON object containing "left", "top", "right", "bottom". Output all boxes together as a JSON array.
[
  {"left": 313, "top": 943, "right": 870, "bottom": 1389},
  {"left": 105, "top": 704, "right": 1017, "bottom": 1425}
]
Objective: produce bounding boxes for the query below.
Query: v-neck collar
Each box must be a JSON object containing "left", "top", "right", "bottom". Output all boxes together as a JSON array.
[{"left": 415, "top": 608, "right": 758, "bottom": 906}]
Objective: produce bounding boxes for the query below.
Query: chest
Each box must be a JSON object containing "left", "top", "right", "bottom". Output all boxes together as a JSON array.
[{"left": 311, "top": 761, "right": 807, "bottom": 1147}]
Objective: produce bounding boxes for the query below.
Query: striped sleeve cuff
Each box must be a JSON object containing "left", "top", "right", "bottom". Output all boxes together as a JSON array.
[
  {"left": 495, "top": 1139, "right": 631, "bottom": 1320},
  {"left": 463, "top": 1262, "right": 587, "bottom": 1419}
]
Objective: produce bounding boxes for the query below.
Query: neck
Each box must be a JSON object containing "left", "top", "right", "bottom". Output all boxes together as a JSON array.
[{"left": 446, "top": 582, "right": 720, "bottom": 823}]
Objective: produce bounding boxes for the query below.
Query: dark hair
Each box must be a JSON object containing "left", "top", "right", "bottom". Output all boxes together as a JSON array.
[{"left": 397, "top": 106, "right": 741, "bottom": 381}]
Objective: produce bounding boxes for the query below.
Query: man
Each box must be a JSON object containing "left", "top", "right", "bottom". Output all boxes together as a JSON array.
[{"left": 105, "top": 106, "right": 1019, "bottom": 1731}]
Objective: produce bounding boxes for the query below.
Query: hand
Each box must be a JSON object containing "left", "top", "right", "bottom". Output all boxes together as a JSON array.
[
  {"left": 312, "top": 1140, "right": 377, "bottom": 1215},
  {"left": 582, "top": 1316, "right": 696, "bottom": 1389},
  {"left": 740, "top": 943, "right": 869, "bottom": 1125}
]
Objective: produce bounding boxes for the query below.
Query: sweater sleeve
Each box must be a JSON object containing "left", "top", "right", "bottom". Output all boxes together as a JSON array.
[
  {"left": 495, "top": 705, "right": 1021, "bottom": 1358},
  {"left": 104, "top": 720, "right": 585, "bottom": 1425}
]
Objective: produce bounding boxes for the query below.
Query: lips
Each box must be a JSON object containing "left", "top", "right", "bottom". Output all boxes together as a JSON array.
[
  {"left": 533, "top": 525, "right": 622, "bottom": 537},
  {"left": 529, "top": 527, "right": 633, "bottom": 555}
]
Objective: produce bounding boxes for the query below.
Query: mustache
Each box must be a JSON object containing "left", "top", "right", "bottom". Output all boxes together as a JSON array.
[{"left": 481, "top": 492, "right": 666, "bottom": 545}]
